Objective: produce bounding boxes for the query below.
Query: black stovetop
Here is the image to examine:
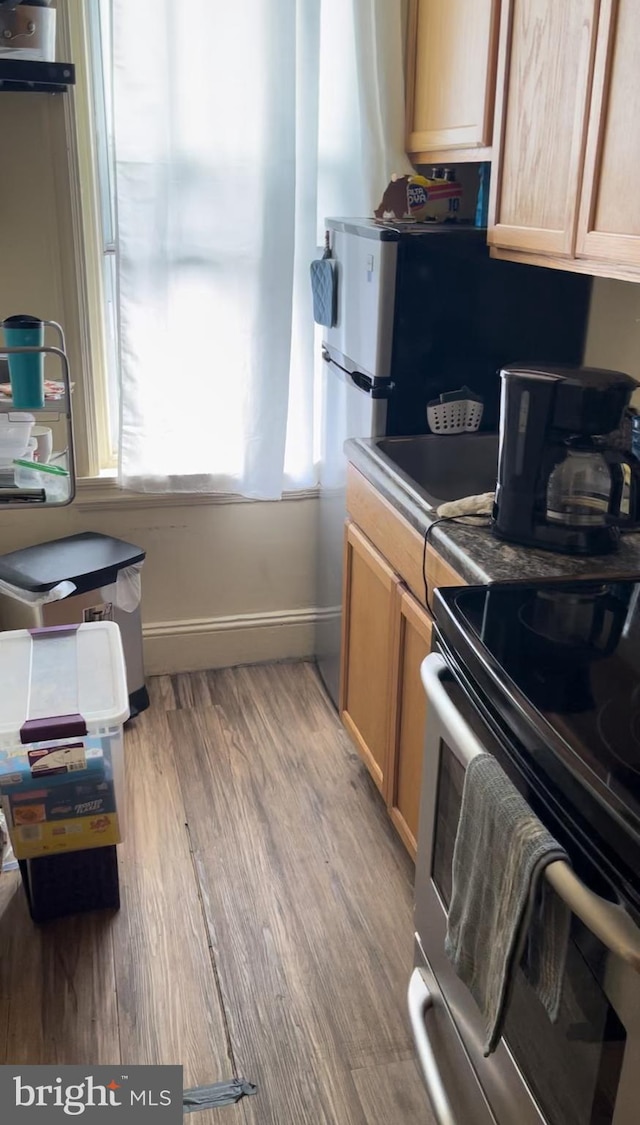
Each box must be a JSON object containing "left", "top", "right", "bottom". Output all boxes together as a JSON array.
[{"left": 434, "top": 577, "right": 640, "bottom": 914}]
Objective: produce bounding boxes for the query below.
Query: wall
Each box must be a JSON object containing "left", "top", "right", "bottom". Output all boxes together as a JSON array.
[
  {"left": 0, "top": 496, "right": 319, "bottom": 674},
  {"left": 0, "top": 94, "right": 318, "bottom": 675},
  {"left": 585, "top": 278, "right": 640, "bottom": 407}
]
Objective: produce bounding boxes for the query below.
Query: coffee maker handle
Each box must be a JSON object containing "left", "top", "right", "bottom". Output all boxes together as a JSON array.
[{"left": 604, "top": 449, "right": 640, "bottom": 528}]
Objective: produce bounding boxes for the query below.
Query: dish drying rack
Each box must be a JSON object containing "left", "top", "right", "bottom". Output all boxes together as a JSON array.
[{"left": 427, "top": 387, "right": 484, "bottom": 434}]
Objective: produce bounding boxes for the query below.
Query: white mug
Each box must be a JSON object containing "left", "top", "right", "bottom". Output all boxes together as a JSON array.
[{"left": 32, "top": 425, "right": 53, "bottom": 464}]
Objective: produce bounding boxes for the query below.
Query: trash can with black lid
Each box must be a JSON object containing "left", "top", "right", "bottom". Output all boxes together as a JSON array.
[{"left": 0, "top": 532, "right": 149, "bottom": 716}]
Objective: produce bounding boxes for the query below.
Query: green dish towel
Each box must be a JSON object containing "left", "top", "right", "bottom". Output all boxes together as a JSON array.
[{"left": 445, "top": 752, "right": 570, "bottom": 1055}]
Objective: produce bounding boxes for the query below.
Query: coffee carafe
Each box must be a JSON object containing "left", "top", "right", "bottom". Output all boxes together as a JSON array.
[{"left": 492, "top": 365, "right": 640, "bottom": 554}]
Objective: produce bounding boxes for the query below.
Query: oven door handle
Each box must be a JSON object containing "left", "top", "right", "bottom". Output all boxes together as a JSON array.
[
  {"left": 408, "top": 968, "right": 460, "bottom": 1125},
  {"left": 422, "top": 652, "right": 640, "bottom": 973}
]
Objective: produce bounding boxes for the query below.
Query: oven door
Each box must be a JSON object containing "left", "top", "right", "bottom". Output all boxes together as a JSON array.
[{"left": 410, "top": 652, "right": 640, "bottom": 1125}]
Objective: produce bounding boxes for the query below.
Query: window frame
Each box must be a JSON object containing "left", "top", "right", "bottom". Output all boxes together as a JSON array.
[{"left": 58, "top": 0, "right": 116, "bottom": 477}]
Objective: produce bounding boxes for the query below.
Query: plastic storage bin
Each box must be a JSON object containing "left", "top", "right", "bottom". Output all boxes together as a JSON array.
[
  {"left": 0, "top": 622, "right": 129, "bottom": 919},
  {"left": 12, "top": 460, "right": 71, "bottom": 502},
  {"left": 0, "top": 532, "right": 148, "bottom": 716}
]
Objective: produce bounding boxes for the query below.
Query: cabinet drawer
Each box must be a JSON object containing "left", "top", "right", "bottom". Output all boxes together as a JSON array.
[{"left": 346, "top": 464, "right": 464, "bottom": 606}]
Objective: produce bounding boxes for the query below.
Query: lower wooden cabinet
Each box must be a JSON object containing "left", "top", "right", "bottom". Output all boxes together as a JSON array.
[
  {"left": 340, "top": 505, "right": 465, "bottom": 857},
  {"left": 386, "top": 587, "right": 433, "bottom": 859},
  {"left": 340, "top": 520, "right": 400, "bottom": 793},
  {"left": 340, "top": 520, "right": 433, "bottom": 849}
]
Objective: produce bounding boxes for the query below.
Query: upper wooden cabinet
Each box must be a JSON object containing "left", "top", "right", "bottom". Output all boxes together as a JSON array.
[
  {"left": 576, "top": 0, "right": 640, "bottom": 268},
  {"left": 406, "top": 0, "right": 501, "bottom": 162},
  {"left": 489, "top": 0, "right": 640, "bottom": 279},
  {"left": 488, "top": 0, "right": 600, "bottom": 257}
]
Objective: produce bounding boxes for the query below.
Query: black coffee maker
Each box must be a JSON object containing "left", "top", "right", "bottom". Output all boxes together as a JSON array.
[{"left": 492, "top": 365, "right": 640, "bottom": 554}]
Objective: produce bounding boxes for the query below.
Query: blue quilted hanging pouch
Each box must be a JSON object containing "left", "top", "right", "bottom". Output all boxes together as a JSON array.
[{"left": 310, "top": 231, "right": 338, "bottom": 327}]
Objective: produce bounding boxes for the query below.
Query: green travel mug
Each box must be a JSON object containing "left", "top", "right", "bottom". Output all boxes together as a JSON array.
[{"left": 2, "top": 314, "right": 45, "bottom": 409}]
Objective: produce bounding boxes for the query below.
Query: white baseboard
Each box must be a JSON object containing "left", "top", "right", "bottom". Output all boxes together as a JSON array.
[{"left": 143, "top": 605, "right": 340, "bottom": 675}]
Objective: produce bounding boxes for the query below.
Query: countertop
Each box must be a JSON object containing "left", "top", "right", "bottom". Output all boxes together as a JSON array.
[{"left": 346, "top": 437, "right": 640, "bottom": 586}]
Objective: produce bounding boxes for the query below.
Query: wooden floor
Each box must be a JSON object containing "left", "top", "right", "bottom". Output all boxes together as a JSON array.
[{"left": 0, "top": 661, "right": 433, "bottom": 1124}]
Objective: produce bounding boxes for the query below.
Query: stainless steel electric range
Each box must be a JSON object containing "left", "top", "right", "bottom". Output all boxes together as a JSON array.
[{"left": 410, "top": 577, "right": 640, "bottom": 1125}]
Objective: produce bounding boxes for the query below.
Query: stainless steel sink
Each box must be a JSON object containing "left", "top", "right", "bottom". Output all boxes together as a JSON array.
[{"left": 374, "top": 432, "right": 499, "bottom": 508}]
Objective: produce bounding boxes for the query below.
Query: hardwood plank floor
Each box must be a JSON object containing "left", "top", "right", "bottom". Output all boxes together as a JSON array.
[
  {"left": 352, "top": 1060, "right": 436, "bottom": 1124},
  {"left": 0, "top": 874, "right": 120, "bottom": 1065},
  {"left": 0, "top": 661, "right": 427, "bottom": 1124},
  {"left": 110, "top": 702, "right": 234, "bottom": 1085}
]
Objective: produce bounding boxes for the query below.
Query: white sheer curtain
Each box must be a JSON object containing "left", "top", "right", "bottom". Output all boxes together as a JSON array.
[{"left": 112, "top": 0, "right": 410, "bottom": 498}]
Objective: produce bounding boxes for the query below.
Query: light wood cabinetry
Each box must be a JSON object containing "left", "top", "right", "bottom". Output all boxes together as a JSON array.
[
  {"left": 387, "top": 587, "right": 433, "bottom": 859},
  {"left": 340, "top": 521, "right": 400, "bottom": 793},
  {"left": 345, "top": 463, "right": 463, "bottom": 609},
  {"left": 488, "top": 0, "right": 599, "bottom": 258},
  {"left": 489, "top": 0, "right": 640, "bottom": 280},
  {"left": 341, "top": 465, "right": 466, "bottom": 855},
  {"left": 406, "top": 0, "right": 500, "bottom": 163},
  {"left": 576, "top": 0, "right": 640, "bottom": 268}
]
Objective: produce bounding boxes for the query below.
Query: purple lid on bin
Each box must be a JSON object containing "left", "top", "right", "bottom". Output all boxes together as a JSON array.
[
  {"left": 20, "top": 713, "right": 88, "bottom": 745},
  {"left": 28, "top": 624, "right": 80, "bottom": 638}
]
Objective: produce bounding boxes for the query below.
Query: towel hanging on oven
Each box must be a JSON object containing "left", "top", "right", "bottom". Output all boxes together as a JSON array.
[
  {"left": 310, "top": 231, "right": 338, "bottom": 328},
  {"left": 444, "top": 752, "right": 571, "bottom": 1055}
]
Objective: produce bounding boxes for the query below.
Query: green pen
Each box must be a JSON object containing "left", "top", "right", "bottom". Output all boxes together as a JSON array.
[{"left": 13, "top": 458, "right": 69, "bottom": 476}]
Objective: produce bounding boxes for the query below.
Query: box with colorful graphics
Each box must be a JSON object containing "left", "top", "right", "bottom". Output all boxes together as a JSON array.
[
  {"left": 5, "top": 808, "right": 121, "bottom": 859},
  {"left": 374, "top": 173, "right": 463, "bottom": 223},
  {"left": 3, "top": 773, "right": 122, "bottom": 858},
  {"left": 10, "top": 776, "right": 116, "bottom": 822},
  {"left": 0, "top": 736, "right": 110, "bottom": 793}
]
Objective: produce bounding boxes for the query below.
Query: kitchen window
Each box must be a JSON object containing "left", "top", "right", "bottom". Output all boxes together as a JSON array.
[
  {"left": 69, "top": 1, "right": 408, "bottom": 494},
  {"left": 77, "top": 2, "right": 364, "bottom": 496}
]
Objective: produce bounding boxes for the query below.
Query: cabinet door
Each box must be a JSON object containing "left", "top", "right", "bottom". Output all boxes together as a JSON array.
[
  {"left": 387, "top": 587, "right": 433, "bottom": 859},
  {"left": 576, "top": 0, "right": 640, "bottom": 267},
  {"left": 406, "top": 0, "right": 500, "bottom": 158},
  {"left": 340, "top": 521, "right": 400, "bottom": 793},
  {"left": 488, "top": 0, "right": 599, "bottom": 256}
]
